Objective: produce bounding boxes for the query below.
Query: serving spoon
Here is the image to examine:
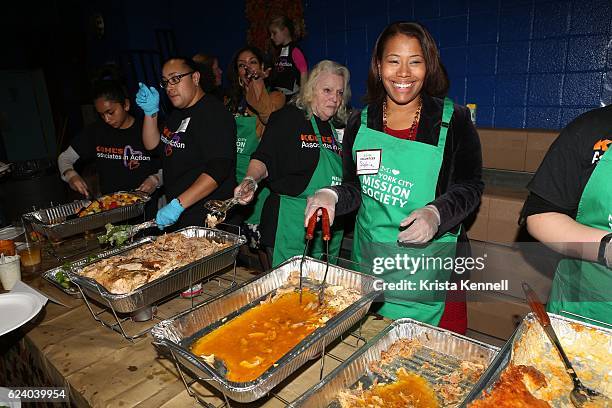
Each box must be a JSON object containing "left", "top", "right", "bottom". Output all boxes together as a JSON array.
[
  {"left": 204, "top": 179, "right": 257, "bottom": 227},
  {"left": 522, "top": 282, "right": 609, "bottom": 407}
]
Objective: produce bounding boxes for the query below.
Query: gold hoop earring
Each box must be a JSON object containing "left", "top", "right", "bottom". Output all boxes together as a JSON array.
[{"left": 239, "top": 77, "right": 244, "bottom": 87}]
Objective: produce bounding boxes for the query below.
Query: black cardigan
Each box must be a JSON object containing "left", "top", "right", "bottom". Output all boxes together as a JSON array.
[{"left": 331, "top": 94, "right": 484, "bottom": 240}]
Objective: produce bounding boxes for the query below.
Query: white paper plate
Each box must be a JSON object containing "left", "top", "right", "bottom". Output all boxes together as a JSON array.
[
  {"left": 0, "top": 387, "right": 21, "bottom": 407},
  {"left": 0, "top": 292, "right": 42, "bottom": 336}
]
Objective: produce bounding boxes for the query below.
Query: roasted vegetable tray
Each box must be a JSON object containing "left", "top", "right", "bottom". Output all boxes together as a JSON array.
[
  {"left": 289, "top": 318, "right": 500, "bottom": 407},
  {"left": 463, "top": 312, "right": 612, "bottom": 407},
  {"left": 63, "top": 226, "right": 245, "bottom": 313},
  {"left": 22, "top": 191, "right": 150, "bottom": 240},
  {"left": 150, "top": 255, "right": 383, "bottom": 403}
]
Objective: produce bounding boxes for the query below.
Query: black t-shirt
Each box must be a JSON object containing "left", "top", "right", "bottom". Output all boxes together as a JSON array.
[
  {"left": 71, "top": 119, "right": 160, "bottom": 195},
  {"left": 251, "top": 105, "right": 342, "bottom": 247},
  {"left": 270, "top": 42, "right": 305, "bottom": 96},
  {"left": 522, "top": 104, "right": 612, "bottom": 221},
  {"left": 160, "top": 94, "right": 237, "bottom": 228}
]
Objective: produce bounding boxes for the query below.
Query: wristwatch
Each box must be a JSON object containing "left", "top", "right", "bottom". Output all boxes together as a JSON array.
[{"left": 598, "top": 233, "right": 612, "bottom": 268}]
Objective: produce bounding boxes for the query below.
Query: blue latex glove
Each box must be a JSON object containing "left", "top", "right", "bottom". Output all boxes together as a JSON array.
[
  {"left": 156, "top": 198, "right": 184, "bottom": 230},
  {"left": 135, "top": 82, "right": 160, "bottom": 116}
]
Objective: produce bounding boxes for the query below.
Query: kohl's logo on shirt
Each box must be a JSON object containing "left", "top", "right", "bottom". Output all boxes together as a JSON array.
[
  {"left": 591, "top": 138, "right": 611, "bottom": 164},
  {"left": 95, "top": 145, "right": 151, "bottom": 170},
  {"left": 299, "top": 133, "right": 341, "bottom": 154},
  {"left": 161, "top": 118, "right": 190, "bottom": 156}
]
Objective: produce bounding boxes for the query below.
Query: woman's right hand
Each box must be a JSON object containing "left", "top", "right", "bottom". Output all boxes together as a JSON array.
[
  {"left": 305, "top": 189, "right": 338, "bottom": 226},
  {"left": 234, "top": 177, "right": 258, "bottom": 205},
  {"left": 67, "top": 172, "right": 90, "bottom": 198}
]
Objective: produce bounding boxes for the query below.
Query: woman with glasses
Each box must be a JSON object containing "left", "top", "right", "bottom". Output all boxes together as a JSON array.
[
  {"left": 227, "top": 45, "right": 285, "bottom": 268},
  {"left": 234, "top": 60, "right": 350, "bottom": 268},
  {"left": 58, "top": 78, "right": 161, "bottom": 217},
  {"left": 136, "top": 56, "right": 237, "bottom": 231}
]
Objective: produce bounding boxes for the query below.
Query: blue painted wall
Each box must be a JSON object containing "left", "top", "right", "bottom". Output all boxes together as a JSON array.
[
  {"left": 80, "top": 0, "right": 612, "bottom": 130},
  {"left": 301, "top": 0, "right": 612, "bottom": 129}
]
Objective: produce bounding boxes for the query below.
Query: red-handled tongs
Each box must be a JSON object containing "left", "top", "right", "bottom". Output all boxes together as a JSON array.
[{"left": 299, "top": 207, "right": 331, "bottom": 304}]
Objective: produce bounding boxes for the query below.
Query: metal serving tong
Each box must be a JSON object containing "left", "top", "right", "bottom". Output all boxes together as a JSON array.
[
  {"left": 204, "top": 179, "right": 257, "bottom": 226},
  {"left": 129, "top": 219, "right": 157, "bottom": 236},
  {"left": 300, "top": 207, "right": 331, "bottom": 305},
  {"left": 98, "top": 219, "right": 158, "bottom": 246},
  {"left": 522, "top": 282, "right": 609, "bottom": 407}
]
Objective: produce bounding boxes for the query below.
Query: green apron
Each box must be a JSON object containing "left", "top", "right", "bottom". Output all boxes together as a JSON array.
[
  {"left": 352, "top": 98, "right": 459, "bottom": 324},
  {"left": 271, "top": 116, "right": 344, "bottom": 267},
  {"left": 547, "top": 147, "right": 612, "bottom": 327},
  {"left": 235, "top": 115, "right": 270, "bottom": 225}
]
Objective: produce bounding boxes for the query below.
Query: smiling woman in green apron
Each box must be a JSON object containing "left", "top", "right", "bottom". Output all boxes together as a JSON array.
[
  {"left": 305, "top": 22, "right": 484, "bottom": 333},
  {"left": 226, "top": 46, "right": 285, "bottom": 268},
  {"left": 233, "top": 60, "right": 351, "bottom": 268},
  {"left": 522, "top": 104, "right": 612, "bottom": 328}
]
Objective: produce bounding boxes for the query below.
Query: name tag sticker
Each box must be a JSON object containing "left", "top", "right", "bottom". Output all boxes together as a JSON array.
[
  {"left": 177, "top": 117, "right": 191, "bottom": 133},
  {"left": 356, "top": 149, "right": 382, "bottom": 175}
]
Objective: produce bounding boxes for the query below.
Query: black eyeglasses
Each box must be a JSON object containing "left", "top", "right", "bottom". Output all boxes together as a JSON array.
[{"left": 159, "top": 71, "right": 194, "bottom": 89}]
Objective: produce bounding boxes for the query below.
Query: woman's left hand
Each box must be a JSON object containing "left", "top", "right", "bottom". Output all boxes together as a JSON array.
[
  {"left": 137, "top": 175, "right": 159, "bottom": 194},
  {"left": 397, "top": 206, "right": 441, "bottom": 244}
]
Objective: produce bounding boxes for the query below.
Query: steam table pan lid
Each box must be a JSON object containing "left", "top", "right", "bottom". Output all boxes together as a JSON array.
[{"left": 0, "top": 226, "right": 25, "bottom": 241}]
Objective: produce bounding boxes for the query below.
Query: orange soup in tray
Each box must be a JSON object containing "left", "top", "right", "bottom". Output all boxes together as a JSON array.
[{"left": 190, "top": 276, "right": 361, "bottom": 382}]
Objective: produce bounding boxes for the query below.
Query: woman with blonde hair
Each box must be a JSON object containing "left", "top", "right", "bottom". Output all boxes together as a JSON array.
[{"left": 234, "top": 60, "right": 351, "bottom": 267}]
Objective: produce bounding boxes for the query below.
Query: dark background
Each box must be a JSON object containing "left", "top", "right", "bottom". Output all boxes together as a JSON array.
[{"left": 0, "top": 0, "right": 611, "bottom": 162}]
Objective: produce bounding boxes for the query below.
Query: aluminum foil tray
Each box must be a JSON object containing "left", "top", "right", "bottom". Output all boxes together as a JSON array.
[
  {"left": 22, "top": 191, "right": 150, "bottom": 240},
  {"left": 64, "top": 226, "right": 245, "bottom": 313},
  {"left": 463, "top": 312, "right": 612, "bottom": 407},
  {"left": 150, "top": 255, "right": 383, "bottom": 403},
  {"left": 43, "top": 267, "right": 81, "bottom": 296},
  {"left": 289, "top": 318, "right": 499, "bottom": 407}
]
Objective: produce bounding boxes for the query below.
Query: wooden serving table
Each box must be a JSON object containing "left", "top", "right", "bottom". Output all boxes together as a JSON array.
[{"left": 0, "top": 236, "right": 392, "bottom": 407}]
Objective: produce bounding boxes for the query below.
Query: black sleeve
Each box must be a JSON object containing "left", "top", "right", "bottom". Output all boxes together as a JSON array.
[
  {"left": 201, "top": 106, "right": 237, "bottom": 185},
  {"left": 519, "top": 192, "right": 575, "bottom": 225},
  {"left": 70, "top": 124, "right": 97, "bottom": 161},
  {"left": 330, "top": 109, "right": 362, "bottom": 216},
  {"left": 526, "top": 120, "right": 587, "bottom": 213},
  {"left": 252, "top": 108, "right": 312, "bottom": 195},
  {"left": 251, "top": 109, "right": 286, "bottom": 178},
  {"left": 430, "top": 105, "right": 484, "bottom": 237}
]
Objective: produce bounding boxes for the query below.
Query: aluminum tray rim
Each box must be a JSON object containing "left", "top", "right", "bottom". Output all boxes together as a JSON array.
[
  {"left": 151, "top": 255, "right": 383, "bottom": 391},
  {"left": 288, "top": 317, "right": 500, "bottom": 407}
]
